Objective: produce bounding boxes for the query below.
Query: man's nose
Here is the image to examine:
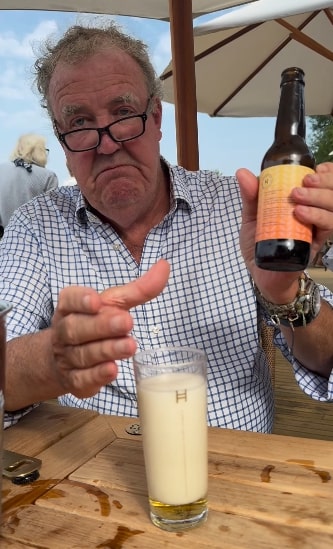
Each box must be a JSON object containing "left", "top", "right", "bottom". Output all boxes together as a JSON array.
[{"left": 97, "top": 130, "right": 122, "bottom": 154}]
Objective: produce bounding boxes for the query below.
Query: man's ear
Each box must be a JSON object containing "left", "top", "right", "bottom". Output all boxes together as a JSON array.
[{"left": 151, "top": 97, "right": 163, "bottom": 128}]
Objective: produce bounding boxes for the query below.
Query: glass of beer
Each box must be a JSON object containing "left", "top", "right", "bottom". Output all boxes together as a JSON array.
[{"left": 133, "top": 346, "right": 208, "bottom": 532}]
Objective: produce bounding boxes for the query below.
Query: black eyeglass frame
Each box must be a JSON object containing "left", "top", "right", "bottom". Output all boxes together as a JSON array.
[{"left": 55, "top": 97, "right": 152, "bottom": 153}]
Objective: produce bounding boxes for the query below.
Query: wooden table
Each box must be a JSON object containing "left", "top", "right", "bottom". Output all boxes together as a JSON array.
[{"left": 1, "top": 402, "right": 333, "bottom": 548}]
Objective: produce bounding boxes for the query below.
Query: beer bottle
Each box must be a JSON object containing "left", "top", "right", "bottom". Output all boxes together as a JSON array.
[{"left": 255, "top": 67, "right": 315, "bottom": 271}]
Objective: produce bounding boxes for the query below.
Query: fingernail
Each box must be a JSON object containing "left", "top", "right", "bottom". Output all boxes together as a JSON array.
[{"left": 304, "top": 173, "right": 319, "bottom": 184}]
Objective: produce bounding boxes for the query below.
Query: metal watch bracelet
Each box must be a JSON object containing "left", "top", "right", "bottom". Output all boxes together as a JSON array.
[{"left": 254, "top": 272, "right": 321, "bottom": 329}]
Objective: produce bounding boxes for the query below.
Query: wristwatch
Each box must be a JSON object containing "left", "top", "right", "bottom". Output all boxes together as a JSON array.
[{"left": 254, "top": 272, "right": 321, "bottom": 328}]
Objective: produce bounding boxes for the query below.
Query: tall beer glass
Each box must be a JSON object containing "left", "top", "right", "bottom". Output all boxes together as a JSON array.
[{"left": 134, "top": 346, "right": 208, "bottom": 532}]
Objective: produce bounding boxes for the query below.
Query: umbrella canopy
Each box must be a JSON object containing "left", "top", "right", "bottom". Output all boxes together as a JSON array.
[
  {"left": 0, "top": 0, "right": 256, "bottom": 170},
  {"left": 161, "top": 0, "right": 333, "bottom": 118},
  {"left": 0, "top": 0, "right": 253, "bottom": 19}
]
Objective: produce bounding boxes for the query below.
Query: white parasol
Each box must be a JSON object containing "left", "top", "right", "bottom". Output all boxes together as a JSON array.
[{"left": 161, "top": 0, "right": 333, "bottom": 118}]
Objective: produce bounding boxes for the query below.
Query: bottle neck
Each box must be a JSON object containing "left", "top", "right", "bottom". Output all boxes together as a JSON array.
[{"left": 274, "top": 79, "right": 306, "bottom": 140}]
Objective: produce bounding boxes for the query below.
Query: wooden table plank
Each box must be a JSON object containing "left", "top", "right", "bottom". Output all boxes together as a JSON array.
[
  {"left": 208, "top": 427, "right": 333, "bottom": 468},
  {"left": 39, "top": 439, "right": 333, "bottom": 533},
  {"left": 69, "top": 439, "right": 146, "bottom": 495},
  {"left": 31, "top": 429, "right": 332, "bottom": 545},
  {"left": 37, "top": 464, "right": 333, "bottom": 534},
  {"left": 209, "top": 478, "right": 333, "bottom": 532},
  {"left": 1, "top": 540, "right": 31, "bottom": 548},
  {"left": 79, "top": 414, "right": 333, "bottom": 469},
  {"left": 3, "top": 402, "right": 98, "bottom": 455},
  {"left": 2, "top": 406, "right": 333, "bottom": 548},
  {"left": 2, "top": 413, "right": 117, "bottom": 514},
  {"left": 2, "top": 502, "right": 333, "bottom": 549},
  {"left": 208, "top": 452, "right": 332, "bottom": 495},
  {"left": 69, "top": 438, "right": 333, "bottom": 500}
]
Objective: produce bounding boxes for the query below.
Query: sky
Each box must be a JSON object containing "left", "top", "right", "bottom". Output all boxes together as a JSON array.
[{"left": 0, "top": 9, "right": 277, "bottom": 186}]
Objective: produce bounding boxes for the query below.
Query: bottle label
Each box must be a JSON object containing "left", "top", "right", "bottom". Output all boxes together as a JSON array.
[{"left": 255, "top": 164, "right": 314, "bottom": 243}]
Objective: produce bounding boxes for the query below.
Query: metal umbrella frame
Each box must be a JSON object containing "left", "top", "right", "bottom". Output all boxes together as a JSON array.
[{"left": 161, "top": 0, "right": 333, "bottom": 119}]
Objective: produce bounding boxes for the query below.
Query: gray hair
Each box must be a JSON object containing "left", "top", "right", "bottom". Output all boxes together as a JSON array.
[
  {"left": 10, "top": 133, "right": 48, "bottom": 167},
  {"left": 33, "top": 21, "right": 164, "bottom": 116}
]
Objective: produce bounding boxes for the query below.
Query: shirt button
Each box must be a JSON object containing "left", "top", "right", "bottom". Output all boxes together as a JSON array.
[
  {"left": 88, "top": 212, "right": 98, "bottom": 222},
  {"left": 113, "top": 244, "right": 120, "bottom": 251},
  {"left": 151, "top": 326, "right": 160, "bottom": 334}
]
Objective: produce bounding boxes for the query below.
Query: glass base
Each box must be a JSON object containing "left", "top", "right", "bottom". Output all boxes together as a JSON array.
[{"left": 149, "top": 497, "right": 208, "bottom": 532}]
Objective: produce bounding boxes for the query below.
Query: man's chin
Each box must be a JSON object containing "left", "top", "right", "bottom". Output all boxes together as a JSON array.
[{"left": 98, "top": 193, "right": 139, "bottom": 214}]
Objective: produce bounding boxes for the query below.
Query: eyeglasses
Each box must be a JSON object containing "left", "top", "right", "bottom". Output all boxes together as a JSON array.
[
  {"left": 45, "top": 148, "right": 50, "bottom": 154},
  {"left": 56, "top": 98, "right": 152, "bottom": 153}
]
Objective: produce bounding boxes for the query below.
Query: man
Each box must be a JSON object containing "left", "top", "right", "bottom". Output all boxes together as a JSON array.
[{"left": 2, "top": 23, "right": 333, "bottom": 431}]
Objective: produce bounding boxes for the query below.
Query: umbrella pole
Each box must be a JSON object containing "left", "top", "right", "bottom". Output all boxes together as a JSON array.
[{"left": 169, "top": 0, "right": 199, "bottom": 170}]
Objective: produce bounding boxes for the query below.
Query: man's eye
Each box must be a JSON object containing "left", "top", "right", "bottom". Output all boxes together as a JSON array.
[
  {"left": 117, "top": 107, "right": 135, "bottom": 117},
  {"left": 72, "top": 118, "right": 87, "bottom": 129}
]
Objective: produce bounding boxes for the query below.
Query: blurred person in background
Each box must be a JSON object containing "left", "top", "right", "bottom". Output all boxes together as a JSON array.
[{"left": 0, "top": 133, "right": 58, "bottom": 232}]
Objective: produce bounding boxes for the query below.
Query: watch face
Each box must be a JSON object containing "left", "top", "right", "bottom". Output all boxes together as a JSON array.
[{"left": 312, "top": 285, "right": 321, "bottom": 316}]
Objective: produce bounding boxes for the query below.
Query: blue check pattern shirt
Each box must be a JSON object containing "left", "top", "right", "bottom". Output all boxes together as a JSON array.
[{"left": 1, "top": 161, "right": 333, "bottom": 430}]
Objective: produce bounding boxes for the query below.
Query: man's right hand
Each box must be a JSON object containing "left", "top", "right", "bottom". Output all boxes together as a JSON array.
[
  {"left": 49, "top": 259, "right": 170, "bottom": 398},
  {"left": 5, "top": 259, "right": 170, "bottom": 412}
]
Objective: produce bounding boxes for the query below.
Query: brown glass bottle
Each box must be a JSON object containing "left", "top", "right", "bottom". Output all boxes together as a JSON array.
[{"left": 255, "top": 67, "right": 315, "bottom": 271}]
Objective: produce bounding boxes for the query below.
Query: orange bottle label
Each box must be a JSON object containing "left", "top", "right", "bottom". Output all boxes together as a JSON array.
[{"left": 255, "top": 164, "right": 314, "bottom": 243}]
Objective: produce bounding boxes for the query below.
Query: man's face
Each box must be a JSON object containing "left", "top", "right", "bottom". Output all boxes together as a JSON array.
[{"left": 49, "top": 48, "right": 164, "bottom": 228}]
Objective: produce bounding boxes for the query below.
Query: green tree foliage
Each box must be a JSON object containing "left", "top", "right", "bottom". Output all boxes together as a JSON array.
[
  {"left": 307, "top": 116, "right": 333, "bottom": 266},
  {"left": 308, "top": 115, "right": 333, "bottom": 164}
]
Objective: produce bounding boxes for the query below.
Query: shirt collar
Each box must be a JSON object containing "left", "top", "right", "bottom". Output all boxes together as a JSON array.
[
  {"left": 75, "top": 192, "right": 90, "bottom": 223},
  {"left": 161, "top": 157, "right": 194, "bottom": 213}
]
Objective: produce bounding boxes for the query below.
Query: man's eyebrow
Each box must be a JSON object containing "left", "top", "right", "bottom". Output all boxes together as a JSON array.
[
  {"left": 109, "top": 93, "right": 138, "bottom": 106},
  {"left": 61, "top": 94, "right": 137, "bottom": 118},
  {"left": 62, "top": 105, "right": 82, "bottom": 117}
]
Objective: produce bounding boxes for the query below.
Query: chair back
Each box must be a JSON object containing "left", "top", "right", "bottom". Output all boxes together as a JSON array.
[{"left": 260, "top": 322, "right": 276, "bottom": 385}]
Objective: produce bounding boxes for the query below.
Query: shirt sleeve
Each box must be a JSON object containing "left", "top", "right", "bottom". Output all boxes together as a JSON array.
[
  {"left": 0, "top": 212, "right": 54, "bottom": 340},
  {"left": 4, "top": 404, "right": 40, "bottom": 429},
  {"left": 323, "top": 245, "right": 333, "bottom": 271},
  {"left": 292, "top": 363, "right": 333, "bottom": 401},
  {"left": 270, "top": 282, "right": 333, "bottom": 402},
  {"left": 0, "top": 210, "right": 54, "bottom": 427}
]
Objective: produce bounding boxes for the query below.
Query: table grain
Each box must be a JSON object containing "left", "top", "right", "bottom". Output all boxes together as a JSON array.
[{"left": 1, "top": 401, "right": 333, "bottom": 548}]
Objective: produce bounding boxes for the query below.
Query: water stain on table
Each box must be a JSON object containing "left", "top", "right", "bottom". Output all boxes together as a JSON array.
[
  {"left": 42, "top": 480, "right": 112, "bottom": 516},
  {"left": 2, "top": 479, "right": 59, "bottom": 513},
  {"left": 261, "top": 464, "right": 275, "bottom": 482},
  {"left": 286, "top": 459, "right": 331, "bottom": 483},
  {"left": 96, "top": 525, "right": 144, "bottom": 548}
]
